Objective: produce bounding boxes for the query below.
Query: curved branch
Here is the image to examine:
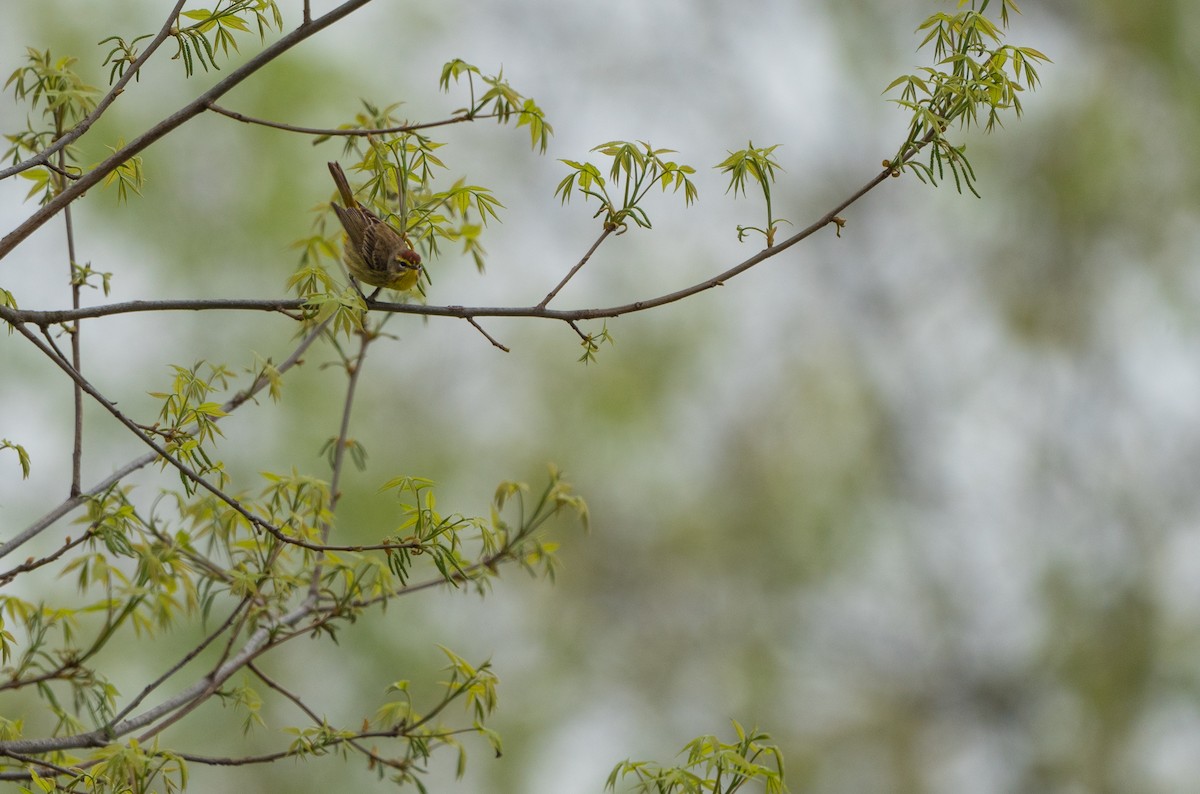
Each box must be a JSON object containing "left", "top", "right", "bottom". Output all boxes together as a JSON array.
[
  {"left": 538, "top": 228, "right": 612, "bottom": 308},
  {"left": 6, "top": 318, "right": 434, "bottom": 555},
  {"left": 0, "top": 159, "right": 903, "bottom": 328},
  {"left": 247, "top": 662, "right": 407, "bottom": 771},
  {"left": 0, "top": 140, "right": 930, "bottom": 562},
  {"left": 465, "top": 316, "right": 510, "bottom": 351},
  {"left": 207, "top": 102, "right": 507, "bottom": 136},
  {"left": 0, "top": 313, "right": 330, "bottom": 560}
]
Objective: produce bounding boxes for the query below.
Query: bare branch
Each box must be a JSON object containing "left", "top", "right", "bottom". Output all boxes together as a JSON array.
[
  {"left": 537, "top": 228, "right": 612, "bottom": 308},
  {"left": 0, "top": 530, "right": 90, "bottom": 586},
  {"left": 466, "top": 316, "right": 510, "bottom": 351},
  {"left": 207, "top": 101, "right": 505, "bottom": 136},
  {"left": 566, "top": 320, "right": 588, "bottom": 341}
]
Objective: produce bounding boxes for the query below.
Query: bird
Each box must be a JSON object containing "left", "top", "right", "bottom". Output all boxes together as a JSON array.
[{"left": 327, "top": 161, "right": 422, "bottom": 296}]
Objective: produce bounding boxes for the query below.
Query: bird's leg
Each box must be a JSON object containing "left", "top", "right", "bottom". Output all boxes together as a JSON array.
[{"left": 349, "top": 277, "right": 379, "bottom": 304}]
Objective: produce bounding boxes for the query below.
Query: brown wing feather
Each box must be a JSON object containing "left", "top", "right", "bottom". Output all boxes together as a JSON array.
[
  {"left": 362, "top": 222, "right": 403, "bottom": 274},
  {"left": 330, "top": 203, "right": 364, "bottom": 250}
]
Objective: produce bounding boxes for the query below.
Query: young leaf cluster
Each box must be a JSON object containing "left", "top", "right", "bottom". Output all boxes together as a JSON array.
[
  {"left": 607, "top": 721, "right": 787, "bottom": 794},
  {"left": 885, "top": 0, "right": 1049, "bottom": 195},
  {"left": 1, "top": 439, "right": 32, "bottom": 480},
  {"left": 98, "top": 34, "right": 155, "bottom": 84},
  {"left": 576, "top": 323, "right": 614, "bottom": 365},
  {"left": 4, "top": 49, "right": 100, "bottom": 202},
  {"left": 4, "top": 49, "right": 98, "bottom": 130},
  {"left": 439, "top": 59, "right": 553, "bottom": 153},
  {"left": 170, "top": 0, "right": 283, "bottom": 77},
  {"left": 0, "top": 442, "right": 584, "bottom": 788},
  {"left": 716, "top": 142, "right": 788, "bottom": 246},
  {"left": 554, "top": 139, "right": 789, "bottom": 251},
  {"left": 145, "top": 362, "right": 233, "bottom": 492},
  {"left": 556, "top": 141, "right": 697, "bottom": 233}
]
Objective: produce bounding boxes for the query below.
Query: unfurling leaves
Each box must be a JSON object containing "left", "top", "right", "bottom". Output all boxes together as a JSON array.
[
  {"left": 716, "top": 141, "right": 789, "bottom": 246},
  {"left": 884, "top": 0, "right": 1049, "bottom": 195},
  {"left": 607, "top": 720, "right": 788, "bottom": 794},
  {"left": 171, "top": 1, "right": 283, "bottom": 77},
  {"left": 556, "top": 140, "right": 697, "bottom": 233}
]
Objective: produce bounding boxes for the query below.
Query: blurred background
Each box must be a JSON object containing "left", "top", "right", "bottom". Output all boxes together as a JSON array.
[{"left": 3, "top": 0, "right": 1200, "bottom": 792}]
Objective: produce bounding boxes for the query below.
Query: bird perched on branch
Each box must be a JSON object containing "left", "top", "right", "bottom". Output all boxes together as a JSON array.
[{"left": 327, "top": 161, "right": 422, "bottom": 296}]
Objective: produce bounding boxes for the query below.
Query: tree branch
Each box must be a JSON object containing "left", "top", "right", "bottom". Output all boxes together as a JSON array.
[
  {"left": 207, "top": 101, "right": 509, "bottom": 137},
  {"left": 0, "top": 0, "right": 380, "bottom": 261},
  {"left": 0, "top": 158, "right": 905, "bottom": 331},
  {"left": 465, "top": 316, "right": 510, "bottom": 351},
  {"left": 0, "top": 0, "right": 188, "bottom": 182},
  {"left": 537, "top": 228, "right": 612, "bottom": 308},
  {"left": 0, "top": 590, "right": 318, "bottom": 756},
  {"left": 0, "top": 313, "right": 330, "bottom": 560}
]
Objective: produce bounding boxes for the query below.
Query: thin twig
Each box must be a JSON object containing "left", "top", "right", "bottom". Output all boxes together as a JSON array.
[
  {"left": 101, "top": 597, "right": 249, "bottom": 732},
  {"left": 465, "top": 316, "right": 510, "bottom": 351},
  {"left": 35, "top": 323, "right": 69, "bottom": 362},
  {"left": 305, "top": 324, "right": 374, "bottom": 600},
  {"left": 0, "top": 316, "right": 327, "bottom": 560},
  {"left": 60, "top": 132, "right": 84, "bottom": 497},
  {"left": 0, "top": 751, "right": 77, "bottom": 777},
  {"left": 328, "top": 331, "right": 371, "bottom": 524},
  {"left": 249, "top": 662, "right": 324, "bottom": 725},
  {"left": 207, "top": 101, "right": 501, "bottom": 136},
  {"left": 537, "top": 228, "right": 612, "bottom": 308},
  {"left": 248, "top": 662, "right": 408, "bottom": 770},
  {"left": 42, "top": 160, "right": 79, "bottom": 181},
  {"left": 0, "top": 531, "right": 90, "bottom": 587},
  {"left": 173, "top": 730, "right": 414, "bottom": 769}
]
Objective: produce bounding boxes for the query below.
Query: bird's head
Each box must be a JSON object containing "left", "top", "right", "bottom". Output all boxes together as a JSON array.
[{"left": 396, "top": 247, "right": 422, "bottom": 270}]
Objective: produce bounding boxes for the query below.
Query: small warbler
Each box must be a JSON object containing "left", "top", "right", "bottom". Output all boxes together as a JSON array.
[{"left": 327, "top": 161, "right": 422, "bottom": 294}]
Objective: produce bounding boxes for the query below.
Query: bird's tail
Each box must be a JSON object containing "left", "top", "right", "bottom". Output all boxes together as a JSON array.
[{"left": 327, "top": 161, "right": 357, "bottom": 208}]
